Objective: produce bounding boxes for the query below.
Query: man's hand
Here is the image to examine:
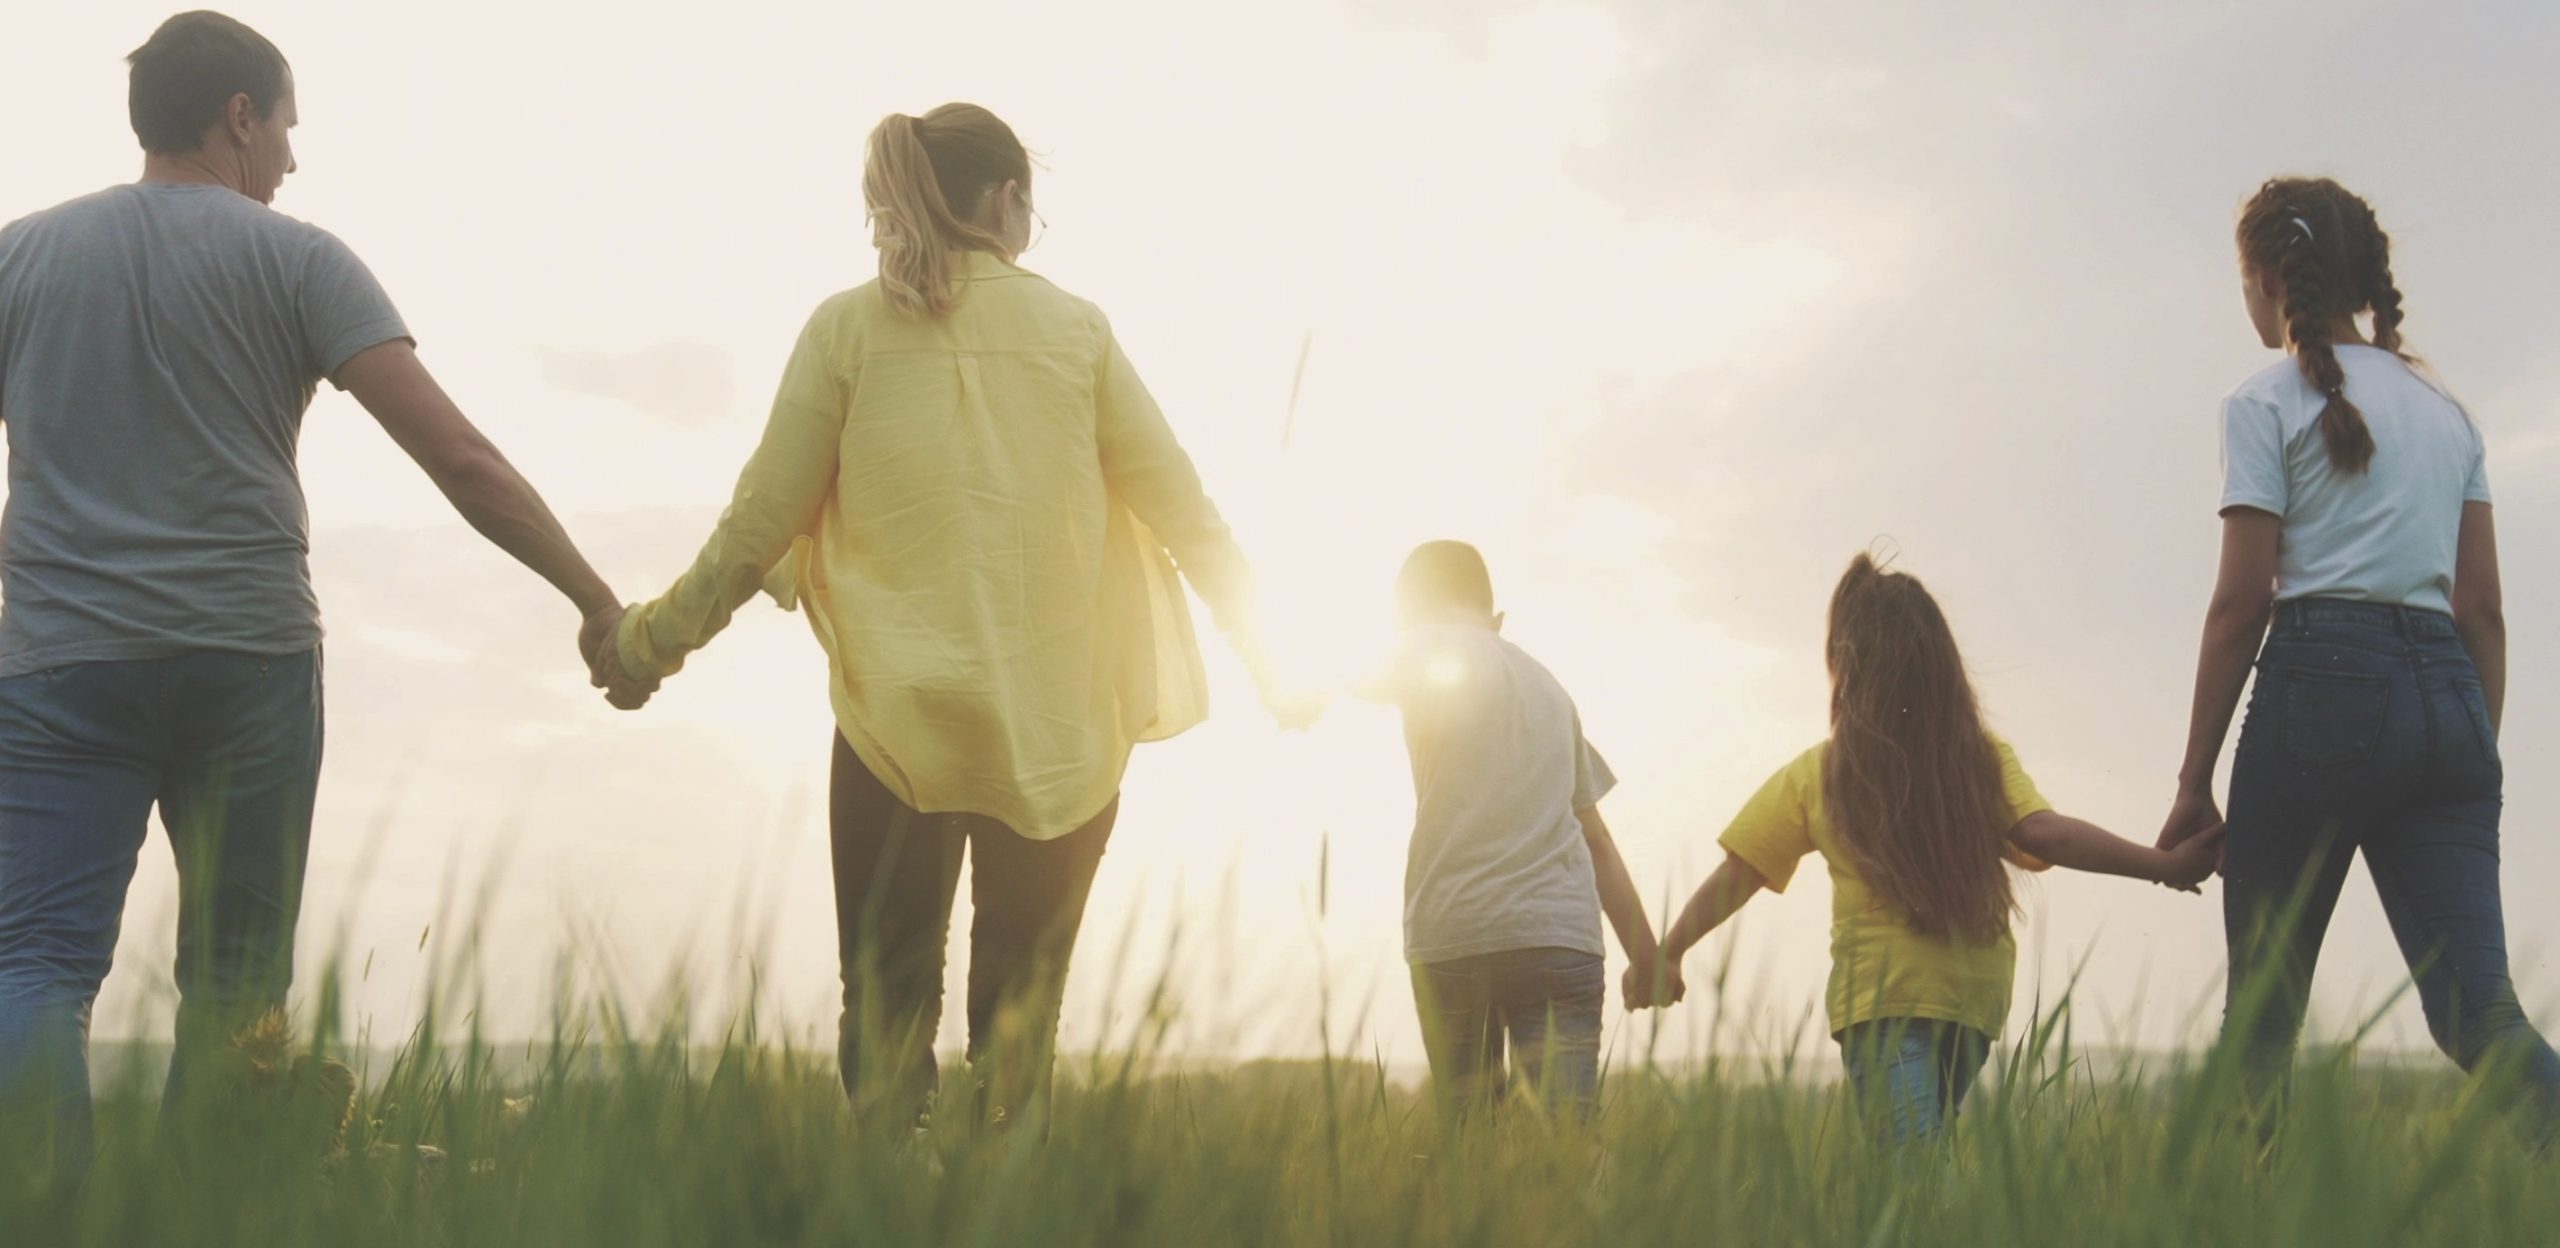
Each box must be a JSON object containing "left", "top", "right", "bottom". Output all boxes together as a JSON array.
[{"left": 580, "top": 604, "right": 658, "bottom": 711}]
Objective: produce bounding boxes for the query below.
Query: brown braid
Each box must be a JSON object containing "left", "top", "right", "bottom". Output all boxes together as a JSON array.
[
  {"left": 2354, "top": 197, "right": 2410, "bottom": 356},
  {"left": 2238, "top": 177, "right": 2410, "bottom": 475}
]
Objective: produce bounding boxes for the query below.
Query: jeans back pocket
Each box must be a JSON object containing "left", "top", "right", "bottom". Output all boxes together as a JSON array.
[
  {"left": 2280, "top": 668, "right": 2390, "bottom": 768},
  {"left": 2453, "top": 678, "right": 2500, "bottom": 768}
]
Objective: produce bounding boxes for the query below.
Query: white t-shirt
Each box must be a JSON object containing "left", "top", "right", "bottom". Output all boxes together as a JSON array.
[
  {"left": 2219, "top": 345, "right": 2490, "bottom": 614},
  {"left": 1375, "top": 623, "right": 1616, "bottom": 965}
]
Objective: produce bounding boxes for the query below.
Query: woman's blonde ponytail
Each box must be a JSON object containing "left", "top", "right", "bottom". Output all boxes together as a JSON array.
[{"left": 862, "top": 105, "right": 1029, "bottom": 318}]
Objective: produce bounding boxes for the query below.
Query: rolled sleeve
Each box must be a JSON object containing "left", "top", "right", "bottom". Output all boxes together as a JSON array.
[
  {"left": 1094, "top": 314, "right": 1253, "bottom": 631},
  {"left": 621, "top": 307, "right": 848, "bottom": 679}
]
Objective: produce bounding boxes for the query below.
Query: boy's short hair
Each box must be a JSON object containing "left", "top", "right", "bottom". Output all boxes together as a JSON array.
[{"left": 1397, "top": 541, "right": 1495, "bottom": 618}]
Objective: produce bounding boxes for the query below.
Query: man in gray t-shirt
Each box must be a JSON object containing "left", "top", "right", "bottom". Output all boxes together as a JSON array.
[
  {"left": 1363, "top": 541, "right": 1676, "bottom": 1121},
  {"left": 0, "top": 13, "right": 633, "bottom": 1181},
  {"left": 0, "top": 182, "right": 406, "bottom": 672}
]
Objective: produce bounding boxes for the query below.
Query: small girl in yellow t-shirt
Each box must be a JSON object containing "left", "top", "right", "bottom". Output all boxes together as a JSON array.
[{"left": 1653, "top": 555, "right": 2221, "bottom": 1144}]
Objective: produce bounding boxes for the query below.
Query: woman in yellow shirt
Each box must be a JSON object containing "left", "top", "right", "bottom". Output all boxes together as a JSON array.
[
  {"left": 592, "top": 104, "right": 1280, "bottom": 1130},
  {"left": 1655, "top": 555, "right": 2221, "bottom": 1145}
]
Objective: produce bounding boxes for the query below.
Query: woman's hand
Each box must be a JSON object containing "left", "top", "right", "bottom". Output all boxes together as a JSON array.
[
  {"left": 1231, "top": 622, "right": 1326, "bottom": 730},
  {"left": 2158, "top": 824, "right": 2226, "bottom": 893},
  {"left": 2156, "top": 785, "right": 2224, "bottom": 852}
]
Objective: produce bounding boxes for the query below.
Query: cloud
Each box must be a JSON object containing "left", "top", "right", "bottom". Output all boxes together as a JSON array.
[{"left": 536, "top": 342, "right": 737, "bottom": 426}]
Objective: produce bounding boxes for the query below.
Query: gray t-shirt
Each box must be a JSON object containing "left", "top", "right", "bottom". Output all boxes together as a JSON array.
[
  {"left": 1379, "top": 623, "right": 1616, "bottom": 964},
  {"left": 0, "top": 183, "right": 409, "bottom": 675}
]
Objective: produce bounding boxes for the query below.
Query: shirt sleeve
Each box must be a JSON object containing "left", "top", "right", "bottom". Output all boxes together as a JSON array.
[
  {"left": 1571, "top": 713, "right": 1618, "bottom": 810},
  {"left": 620, "top": 306, "right": 848, "bottom": 679},
  {"left": 299, "top": 229, "right": 413, "bottom": 387},
  {"left": 2465, "top": 425, "right": 2494, "bottom": 505},
  {"left": 1094, "top": 314, "right": 1253, "bottom": 632},
  {"left": 1993, "top": 737, "right": 2056, "bottom": 872},
  {"left": 2219, "top": 391, "right": 2288, "bottom": 517},
  {"left": 1717, "top": 751, "right": 1821, "bottom": 893}
]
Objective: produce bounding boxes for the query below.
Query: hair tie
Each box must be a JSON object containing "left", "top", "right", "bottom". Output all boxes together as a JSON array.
[{"left": 2289, "top": 216, "right": 2315, "bottom": 244}]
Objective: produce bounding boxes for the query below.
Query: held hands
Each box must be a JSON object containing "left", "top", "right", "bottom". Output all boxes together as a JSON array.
[
  {"left": 2156, "top": 786, "right": 2223, "bottom": 851},
  {"left": 1620, "top": 950, "right": 1687, "bottom": 1011},
  {"left": 2154, "top": 786, "right": 2228, "bottom": 894},
  {"left": 579, "top": 603, "right": 658, "bottom": 711},
  {"left": 1232, "top": 623, "right": 1327, "bottom": 731},
  {"left": 2158, "top": 826, "right": 2226, "bottom": 893}
]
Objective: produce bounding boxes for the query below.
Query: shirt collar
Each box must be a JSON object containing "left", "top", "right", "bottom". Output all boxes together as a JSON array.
[{"left": 957, "top": 249, "right": 1034, "bottom": 282}]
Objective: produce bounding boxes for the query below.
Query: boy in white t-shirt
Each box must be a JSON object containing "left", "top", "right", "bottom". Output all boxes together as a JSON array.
[{"left": 1362, "top": 541, "right": 1678, "bottom": 1120}]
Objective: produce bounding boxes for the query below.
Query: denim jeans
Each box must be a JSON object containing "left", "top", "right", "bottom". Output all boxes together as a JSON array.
[
  {"left": 2223, "top": 600, "right": 2560, "bottom": 1139},
  {"left": 828, "top": 733, "right": 1114, "bottom": 1132},
  {"left": 0, "top": 650, "right": 323, "bottom": 1179},
  {"left": 1411, "top": 945, "right": 1606, "bottom": 1122},
  {"left": 1838, "top": 1018, "right": 1991, "bottom": 1146}
]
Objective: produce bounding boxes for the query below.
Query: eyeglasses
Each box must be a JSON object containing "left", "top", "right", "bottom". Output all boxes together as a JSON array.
[{"left": 1022, "top": 189, "right": 1048, "bottom": 253}]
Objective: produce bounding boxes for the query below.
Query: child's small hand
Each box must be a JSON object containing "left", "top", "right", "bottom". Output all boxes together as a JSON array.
[
  {"left": 2159, "top": 826, "right": 2226, "bottom": 893},
  {"left": 1621, "top": 953, "right": 1685, "bottom": 1010}
]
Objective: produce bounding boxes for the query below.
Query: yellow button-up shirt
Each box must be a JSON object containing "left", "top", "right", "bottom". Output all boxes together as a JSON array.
[{"left": 618, "top": 251, "right": 1250, "bottom": 840}]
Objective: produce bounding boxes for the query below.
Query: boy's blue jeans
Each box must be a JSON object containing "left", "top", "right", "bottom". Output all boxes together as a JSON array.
[
  {"left": 0, "top": 650, "right": 324, "bottom": 1180},
  {"left": 1838, "top": 1018, "right": 1990, "bottom": 1146},
  {"left": 1411, "top": 945, "right": 1606, "bottom": 1121},
  {"left": 2222, "top": 600, "right": 2560, "bottom": 1141}
]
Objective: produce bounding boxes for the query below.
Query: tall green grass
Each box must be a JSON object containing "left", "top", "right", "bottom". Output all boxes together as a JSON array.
[{"left": 6, "top": 942, "right": 2551, "bottom": 1248}]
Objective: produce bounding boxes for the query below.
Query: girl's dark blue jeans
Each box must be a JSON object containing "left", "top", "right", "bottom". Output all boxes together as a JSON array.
[{"left": 2223, "top": 599, "right": 2560, "bottom": 1141}]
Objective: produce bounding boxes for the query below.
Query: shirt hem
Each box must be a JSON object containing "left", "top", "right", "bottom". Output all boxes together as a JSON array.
[
  {"left": 0, "top": 634, "right": 323, "bottom": 680},
  {"left": 1405, "top": 932, "right": 1609, "bottom": 965},
  {"left": 826, "top": 685, "right": 1127, "bottom": 843},
  {"left": 1827, "top": 1001, "right": 2004, "bottom": 1042}
]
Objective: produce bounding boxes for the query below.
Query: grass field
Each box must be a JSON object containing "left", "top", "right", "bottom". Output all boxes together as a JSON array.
[{"left": 7, "top": 982, "right": 2554, "bottom": 1248}]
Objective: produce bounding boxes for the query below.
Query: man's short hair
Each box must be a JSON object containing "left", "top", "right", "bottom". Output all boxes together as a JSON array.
[
  {"left": 127, "top": 11, "right": 291, "bottom": 155},
  {"left": 1397, "top": 540, "right": 1496, "bottom": 617}
]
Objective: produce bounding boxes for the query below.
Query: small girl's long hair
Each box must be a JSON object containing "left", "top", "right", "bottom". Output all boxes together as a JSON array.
[
  {"left": 862, "top": 103, "right": 1030, "bottom": 318},
  {"left": 1821, "top": 554, "right": 2016, "bottom": 944},
  {"left": 2237, "top": 176, "right": 2413, "bottom": 475}
]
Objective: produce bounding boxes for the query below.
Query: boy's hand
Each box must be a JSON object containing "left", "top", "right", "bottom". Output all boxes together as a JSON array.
[{"left": 1621, "top": 953, "right": 1685, "bottom": 1010}]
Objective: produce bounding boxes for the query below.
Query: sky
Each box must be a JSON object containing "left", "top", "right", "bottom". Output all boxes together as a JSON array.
[{"left": 7, "top": 0, "right": 2560, "bottom": 1072}]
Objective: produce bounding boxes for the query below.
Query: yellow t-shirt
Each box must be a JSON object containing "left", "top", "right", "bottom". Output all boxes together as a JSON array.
[
  {"left": 617, "top": 251, "right": 1250, "bottom": 840},
  {"left": 1716, "top": 738, "right": 2054, "bottom": 1040}
]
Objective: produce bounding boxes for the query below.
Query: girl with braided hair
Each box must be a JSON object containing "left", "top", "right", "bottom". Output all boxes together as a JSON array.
[{"left": 2159, "top": 176, "right": 2560, "bottom": 1145}]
